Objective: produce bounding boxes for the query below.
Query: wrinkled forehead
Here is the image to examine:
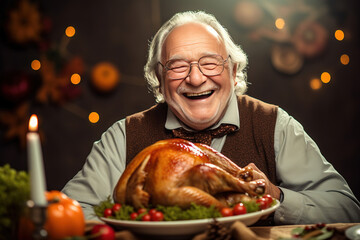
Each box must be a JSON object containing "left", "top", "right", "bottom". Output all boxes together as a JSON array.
[{"left": 161, "top": 22, "right": 225, "bottom": 60}]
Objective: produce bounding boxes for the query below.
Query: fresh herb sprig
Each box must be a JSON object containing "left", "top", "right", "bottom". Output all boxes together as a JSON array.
[
  {"left": 157, "top": 203, "right": 222, "bottom": 221},
  {"left": 0, "top": 164, "right": 30, "bottom": 240},
  {"left": 279, "top": 223, "right": 334, "bottom": 240},
  {"left": 94, "top": 197, "right": 222, "bottom": 221},
  {"left": 241, "top": 199, "right": 261, "bottom": 213},
  {"left": 94, "top": 194, "right": 277, "bottom": 221}
]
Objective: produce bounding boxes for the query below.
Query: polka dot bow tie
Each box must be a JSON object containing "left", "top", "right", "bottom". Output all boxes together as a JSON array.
[{"left": 172, "top": 124, "right": 237, "bottom": 146}]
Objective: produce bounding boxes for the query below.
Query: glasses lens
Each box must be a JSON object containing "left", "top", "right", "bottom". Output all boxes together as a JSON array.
[
  {"left": 166, "top": 60, "right": 189, "bottom": 79},
  {"left": 199, "top": 55, "right": 224, "bottom": 76}
]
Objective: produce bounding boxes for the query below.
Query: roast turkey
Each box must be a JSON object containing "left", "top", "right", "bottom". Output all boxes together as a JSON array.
[{"left": 113, "top": 138, "right": 265, "bottom": 209}]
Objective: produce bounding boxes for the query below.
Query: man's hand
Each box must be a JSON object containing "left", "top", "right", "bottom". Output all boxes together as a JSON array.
[{"left": 245, "top": 163, "right": 281, "bottom": 200}]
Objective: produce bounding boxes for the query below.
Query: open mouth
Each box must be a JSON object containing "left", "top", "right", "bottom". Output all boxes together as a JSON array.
[{"left": 184, "top": 90, "right": 214, "bottom": 100}]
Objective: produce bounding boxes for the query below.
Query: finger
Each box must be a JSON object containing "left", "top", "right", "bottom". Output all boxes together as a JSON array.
[
  {"left": 249, "top": 179, "right": 266, "bottom": 195},
  {"left": 246, "top": 162, "right": 261, "bottom": 172},
  {"left": 247, "top": 168, "right": 264, "bottom": 180},
  {"left": 254, "top": 180, "right": 266, "bottom": 195},
  {"left": 245, "top": 163, "right": 269, "bottom": 181}
]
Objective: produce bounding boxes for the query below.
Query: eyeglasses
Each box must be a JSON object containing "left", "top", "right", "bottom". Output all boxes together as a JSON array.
[{"left": 158, "top": 55, "right": 230, "bottom": 80}]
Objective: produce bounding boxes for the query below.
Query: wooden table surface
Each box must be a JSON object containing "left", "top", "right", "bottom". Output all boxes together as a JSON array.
[
  {"left": 85, "top": 220, "right": 360, "bottom": 240},
  {"left": 251, "top": 223, "right": 359, "bottom": 239}
]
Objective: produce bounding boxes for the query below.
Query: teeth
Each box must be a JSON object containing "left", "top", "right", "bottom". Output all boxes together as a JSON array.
[{"left": 186, "top": 91, "right": 212, "bottom": 97}]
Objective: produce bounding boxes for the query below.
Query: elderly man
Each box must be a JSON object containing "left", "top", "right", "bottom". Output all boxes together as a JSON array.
[{"left": 62, "top": 11, "right": 360, "bottom": 224}]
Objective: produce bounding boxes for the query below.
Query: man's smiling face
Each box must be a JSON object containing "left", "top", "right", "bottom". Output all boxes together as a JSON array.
[{"left": 160, "top": 23, "right": 235, "bottom": 130}]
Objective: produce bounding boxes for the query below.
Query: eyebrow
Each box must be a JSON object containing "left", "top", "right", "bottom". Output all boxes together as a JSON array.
[
  {"left": 167, "top": 55, "right": 187, "bottom": 61},
  {"left": 167, "top": 52, "right": 220, "bottom": 62}
]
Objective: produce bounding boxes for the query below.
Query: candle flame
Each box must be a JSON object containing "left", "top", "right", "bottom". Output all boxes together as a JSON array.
[{"left": 29, "top": 114, "right": 38, "bottom": 131}]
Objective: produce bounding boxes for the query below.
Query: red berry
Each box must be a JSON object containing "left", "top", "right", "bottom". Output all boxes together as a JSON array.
[
  {"left": 103, "top": 208, "right": 113, "bottom": 217},
  {"left": 141, "top": 214, "right": 151, "bottom": 221},
  {"left": 262, "top": 194, "right": 273, "bottom": 206},
  {"left": 316, "top": 223, "right": 326, "bottom": 228},
  {"left": 111, "top": 203, "right": 121, "bottom": 213},
  {"left": 220, "top": 207, "right": 233, "bottom": 217},
  {"left": 233, "top": 203, "right": 247, "bottom": 215},
  {"left": 151, "top": 211, "right": 164, "bottom": 221},
  {"left": 137, "top": 208, "right": 147, "bottom": 214},
  {"left": 91, "top": 224, "right": 115, "bottom": 240},
  {"left": 148, "top": 208, "right": 157, "bottom": 216},
  {"left": 130, "top": 212, "right": 138, "bottom": 220},
  {"left": 256, "top": 198, "right": 269, "bottom": 210}
]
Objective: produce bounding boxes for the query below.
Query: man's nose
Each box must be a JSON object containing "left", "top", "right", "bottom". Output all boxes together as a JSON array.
[{"left": 185, "top": 64, "right": 207, "bottom": 86}]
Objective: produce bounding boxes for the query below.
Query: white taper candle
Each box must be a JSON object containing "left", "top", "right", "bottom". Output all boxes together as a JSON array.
[{"left": 27, "top": 114, "right": 47, "bottom": 205}]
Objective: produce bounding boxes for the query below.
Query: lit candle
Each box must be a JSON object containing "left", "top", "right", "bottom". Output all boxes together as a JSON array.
[{"left": 27, "top": 114, "right": 47, "bottom": 205}]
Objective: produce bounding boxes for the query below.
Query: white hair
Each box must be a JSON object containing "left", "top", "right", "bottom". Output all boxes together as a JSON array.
[{"left": 144, "top": 11, "right": 248, "bottom": 103}]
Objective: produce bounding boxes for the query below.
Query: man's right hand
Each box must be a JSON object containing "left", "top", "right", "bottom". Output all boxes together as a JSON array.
[{"left": 245, "top": 163, "right": 281, "bottom": 200}]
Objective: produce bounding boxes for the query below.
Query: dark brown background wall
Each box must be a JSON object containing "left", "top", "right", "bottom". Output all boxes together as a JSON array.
[{"left": 1, "top": 0, "right": 359, "bottom": 200}]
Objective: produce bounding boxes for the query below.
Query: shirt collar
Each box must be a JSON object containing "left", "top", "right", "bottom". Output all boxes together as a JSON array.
[{"left": 165, "top": 91, "right": 240, "bottom": 131}]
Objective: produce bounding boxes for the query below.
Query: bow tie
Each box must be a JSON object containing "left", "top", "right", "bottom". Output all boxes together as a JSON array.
[{"left": 172, "top": 124, "right": 237, "bottom": 146}]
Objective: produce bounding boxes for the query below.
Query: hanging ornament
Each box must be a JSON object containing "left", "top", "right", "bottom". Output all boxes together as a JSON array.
[
  {"left": 0, "top": 103, "right": 30, "bottom": 148},
  {"left": 36, "top": 56, "right": 84, "bottom": 104},
  {"left": 59, "top": 56, "right": 84, "bottom": 101},
  {"left": 0, "top": 72, "right": 33, "bottom": 104},
  {"left": 234, "top": 0, "right": 264, "bottom": 29},
  {"left": 36, "top": 57, "right": 62, "bottom": 104},
  {"left": 91, "top": 62, "right": 120, "bottom": 93},
  {"left": 271, "top": 43, "right": 304, "bottom": 75},
  {"left": 61, "top": 56, "right": 85, "bottom": 78},
  {"left": 5, "top": 0, "right": 43, "bottom": 45},
  {"left": 292, "top": 20, "right": 329, "bottom": 58}
]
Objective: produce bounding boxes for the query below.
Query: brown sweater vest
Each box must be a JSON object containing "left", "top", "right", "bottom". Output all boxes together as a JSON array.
[{"left": 125, "top": 95, "right": 278, "bottom": 184}]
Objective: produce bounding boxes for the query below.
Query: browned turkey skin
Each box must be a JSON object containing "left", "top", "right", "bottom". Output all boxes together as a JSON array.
[{"left": 113, "top": 139, "right": 265, "bottom": 209}]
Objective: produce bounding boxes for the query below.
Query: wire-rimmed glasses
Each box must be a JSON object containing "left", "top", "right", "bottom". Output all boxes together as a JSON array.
[{"left": 158, "top": 54, "right": 230, "bottom": 80}]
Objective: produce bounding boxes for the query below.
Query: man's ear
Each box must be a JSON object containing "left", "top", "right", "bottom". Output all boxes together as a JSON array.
[
  {"left": 232, "top": 63, "right": 238, "bottom": 84},
  {"left": 155, "top": 68, "right": 163, "bottom": 93}
]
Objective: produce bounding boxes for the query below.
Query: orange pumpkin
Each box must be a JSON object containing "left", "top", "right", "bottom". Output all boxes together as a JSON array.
[
  {"left": 91, "top": 62, "right": 120, "bottom": 93},
  {"left": 18, "top": 191, "right": 85, "bottom": 240},
  {"left": 45, "top": 191, "right": 85, "bottom": 240}
]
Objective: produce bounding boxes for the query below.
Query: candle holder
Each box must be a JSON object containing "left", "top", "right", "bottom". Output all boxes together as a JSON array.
[{"left": 27, "top": 200, "right": 48, "bottom": 240}]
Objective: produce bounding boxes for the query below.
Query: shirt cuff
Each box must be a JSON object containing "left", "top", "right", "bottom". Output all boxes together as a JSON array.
[
  {"left": 279, "top": 187, "right": 284, "bottom": 203},
  {"left": 274, "top": 187, "right": 304, "bottom": 224}
]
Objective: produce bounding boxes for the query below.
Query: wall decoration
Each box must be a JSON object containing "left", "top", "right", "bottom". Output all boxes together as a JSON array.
[
  {"left": 0, "top": 103, "right": 30, "bottom": 148},
  {"left": 36, "top": 55, "right": 84, "bottom": 105},
  {"left": 90, "top": 62, "right": 120, "bottom": 93},
  {"left": 234, "top": 0, "right": 264, "bottom": 29},
  {"left": 292, "top": 20, "right": 329, "bottom": 58},
  {"left": 0, "top": 0, "right": 85, "bottom": 148},
  {"left": 271, "top": 44, "right": 304, "bottom": 75},
  {"left": 0, "top": 71, "right": 34, "bottom": 104},
  {"left": 233, "top": 0, "right": 331, "bottom": 75},
  {"left": 5, "top": 0, "right": 43, "bottom": 45}
]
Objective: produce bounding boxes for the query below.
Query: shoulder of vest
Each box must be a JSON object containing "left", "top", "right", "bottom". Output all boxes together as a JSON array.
[
  {"left": 237, "top": 95, "right": 278, "bottom": 115},
  {"left": 126, "top": 103, "right": 167, "bottom": 123},
  {"left": 125, "top": 103, "right": 170, "bottom": 165}
]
